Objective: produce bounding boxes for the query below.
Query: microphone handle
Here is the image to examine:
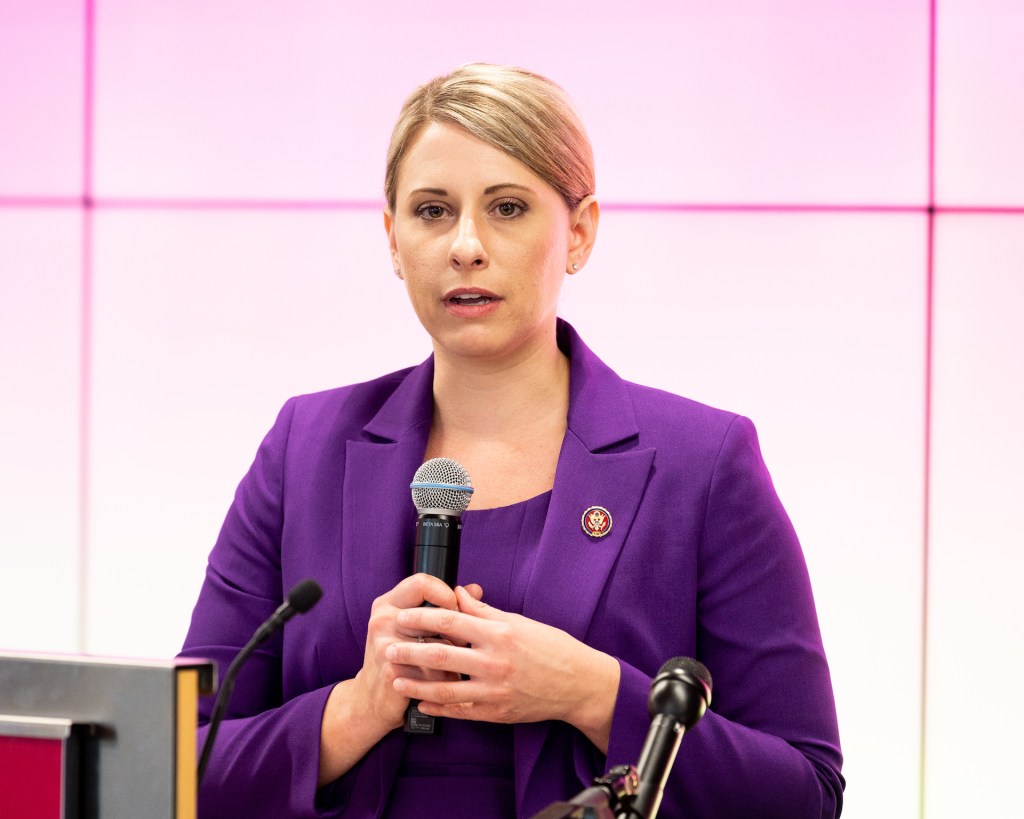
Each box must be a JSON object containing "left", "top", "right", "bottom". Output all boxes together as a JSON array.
[
  {"left": 626, "top": 715, "right": 685, "bottom": 819},
  {"left": 412, "top": 512, "right": 462, "bottom": 591},
  {"left": 405, "top": 512, "right": 462, "bottom": 734}
]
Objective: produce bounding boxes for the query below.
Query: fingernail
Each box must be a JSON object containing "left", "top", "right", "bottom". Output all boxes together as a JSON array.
[{"left": 385, "top": 644, "right": 397, "bottom": 661}]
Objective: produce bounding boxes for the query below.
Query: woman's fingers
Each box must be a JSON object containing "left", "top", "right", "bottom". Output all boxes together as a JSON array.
[
  {"left": 456, "top": 584, "right": 486, "bottom": 608},
  {"left": 381, "top": 579, "right": 617, "bottom": 747},
  {"left": 396, "top": 587, "right": 504, "bottom": 643},
  {"left": 393, "top": 675, "right": 490, "bottom": 707},
  {"left": 385, "top": 639, "right": 488, "bottom": 678},
  {"left": 381, "top": 572, "right": 459, "bottom": 611},
  {"left": 356, "top": 574, "right": 467, "bottom": 728},
  {"left": 461, "top": 583, "right": 484, "bottom": 603}
]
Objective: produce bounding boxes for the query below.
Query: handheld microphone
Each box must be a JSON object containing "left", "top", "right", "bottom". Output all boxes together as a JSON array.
[
  {"left": 409, "top": 457, "right": 474, "bottom": 588},
  {"left": 404, "top": 457, "right": 473, "bottom": 735},
  {"left": 196, "top": 578, "right": 323, "bottom": 785},
  {"left": 623, "top": 657, "right": 712, "bottom": 819}
]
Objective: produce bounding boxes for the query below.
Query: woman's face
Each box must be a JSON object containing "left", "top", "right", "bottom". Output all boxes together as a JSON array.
[{"left": 385, "top": 121, "right": 596, "bottom": 364}]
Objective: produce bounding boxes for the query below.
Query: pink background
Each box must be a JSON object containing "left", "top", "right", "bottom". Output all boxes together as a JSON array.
[{"left": 2, "top": 1, "right": 1022, "bottom": 816}]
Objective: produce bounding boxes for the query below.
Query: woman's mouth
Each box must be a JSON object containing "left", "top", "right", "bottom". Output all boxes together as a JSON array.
[
  {"left": 448, "top": 293, "right": 495, "bottom": 306},
  {"left": 443, "top": 289, "right": 502, "bottom": 317}
]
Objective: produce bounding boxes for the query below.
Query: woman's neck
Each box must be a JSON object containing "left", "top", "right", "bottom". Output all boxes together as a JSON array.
[
  {"left": 429, "top": 334, "right": 570, "bottom": 443},
  {"left": 425, "top": 329, "right": 570, "bottom": 508}
]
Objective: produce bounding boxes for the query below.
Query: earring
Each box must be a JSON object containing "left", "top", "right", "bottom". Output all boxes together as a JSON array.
[
  {"left": 394, "top": 268, "right": 402, "bottom": 278},
  {"left": 571, "top": 263, "right": 579, "bottom": 271}
]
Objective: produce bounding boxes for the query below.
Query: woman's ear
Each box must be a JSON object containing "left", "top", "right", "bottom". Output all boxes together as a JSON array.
[
  {"left": 567, "top": 195, "right": 599, "bottom": 274},
  {"left": 383, "top": 209, "right": 402, "bottom": 278}
]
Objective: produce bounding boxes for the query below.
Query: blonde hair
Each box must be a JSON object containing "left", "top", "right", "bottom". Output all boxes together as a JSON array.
[{"left": 385, "top": 64, "right": 595, "bottom": 212}]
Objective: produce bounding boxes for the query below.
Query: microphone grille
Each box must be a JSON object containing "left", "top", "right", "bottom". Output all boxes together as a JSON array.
[
  {"left": 659, "top": 656, "right": 713, "bottom": 693},
  {"left": 411, "top": 457, "right": 474, "bottom": 514},
  {"left": 287, "top": 579, "right": 323, "bottom": 614}
]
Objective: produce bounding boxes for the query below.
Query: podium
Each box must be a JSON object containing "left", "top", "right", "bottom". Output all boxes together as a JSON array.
[{"left": 0, "top": 652, "right": 214, "bottom": 819}]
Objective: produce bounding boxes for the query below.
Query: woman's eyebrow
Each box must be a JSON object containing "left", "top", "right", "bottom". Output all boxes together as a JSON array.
[
  {"left": 483, "top": 183, "right": 533, "bottom": 195},
  {"left": 407, "top": 183, "right": 535, "bottom": 198}
]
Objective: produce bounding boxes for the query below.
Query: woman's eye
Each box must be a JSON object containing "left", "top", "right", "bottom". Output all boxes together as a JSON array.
[
  {"left": 418, "top": 204, "right": 447, "bottom": 220},
  {"left": 494, "top": 200, "right": 525, "bottom": 218}
]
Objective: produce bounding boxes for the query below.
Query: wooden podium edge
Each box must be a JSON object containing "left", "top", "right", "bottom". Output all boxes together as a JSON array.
[{"left": 175, "top": 668, "right": 199, "bottom": 819}]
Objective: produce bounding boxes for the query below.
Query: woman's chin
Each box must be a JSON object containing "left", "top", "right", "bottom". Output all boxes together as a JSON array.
[
  {"left": 430, "top": 322, "right": 561, "bottom": 370},
  {"left": 430, "top": 324, "right": 525, "bottom": 364}
]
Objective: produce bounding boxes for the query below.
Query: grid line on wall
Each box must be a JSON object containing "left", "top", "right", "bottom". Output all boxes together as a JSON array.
[
  {"left": 920, "top": 208, "right": 934, "bottom": 819},
  {"left": 919, "top": 1, "right": 938, "bottom": 816},
  {"left": 3, "top": 196, "right": 1024, "bottom": 214},
  {"left": 78, "top": 0, "right": 96, "bottom": 654}
]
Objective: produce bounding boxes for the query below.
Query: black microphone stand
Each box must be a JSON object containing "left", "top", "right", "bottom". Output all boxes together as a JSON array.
[
  {"left": 529, "top": 765, "right": 639, "bottom": 819},
  {"left": 196, "top": 579, "right": 323, "bottom": 785},
  {"left": 530, "top": 656, "right": 712, "bottom": 819}
]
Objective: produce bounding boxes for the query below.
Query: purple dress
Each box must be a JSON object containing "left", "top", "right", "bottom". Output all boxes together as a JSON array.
[{"left": 383, "top": 492, "right": 549, "bottom": 817}]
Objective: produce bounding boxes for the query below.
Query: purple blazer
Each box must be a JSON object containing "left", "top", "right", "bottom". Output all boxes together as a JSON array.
[{"left": 180, "top": 320, "right": 843, "bottom": 818}]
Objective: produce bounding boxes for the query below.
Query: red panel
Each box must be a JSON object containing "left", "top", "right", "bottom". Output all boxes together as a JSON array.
[{"left": 0, "top": 736, "right": 63, "bottom": 819}]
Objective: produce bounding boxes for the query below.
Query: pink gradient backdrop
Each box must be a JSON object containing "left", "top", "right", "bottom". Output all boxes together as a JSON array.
[
  {"left": 927, "top": 213, "right": 1024, "bottom": 815},
  {"left": 0, "top": 1, "right": 84, "bottom": 197},
  {"left": 2, "top": 1, "right": 1022, "bottom": 816}
]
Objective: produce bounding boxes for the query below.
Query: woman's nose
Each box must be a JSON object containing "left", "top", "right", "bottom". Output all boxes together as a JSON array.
[{"left": 449, "top": 216, "right": 488, "bottom": 271}]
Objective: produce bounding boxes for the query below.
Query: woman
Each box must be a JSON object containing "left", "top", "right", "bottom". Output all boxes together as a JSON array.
[{"left": 181, "top": 64, "right": 844, "bottom": 818}]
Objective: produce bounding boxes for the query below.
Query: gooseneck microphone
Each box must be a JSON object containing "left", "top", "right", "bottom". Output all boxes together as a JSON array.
[
  {"left": 196, "top": 578, "right": 323, "bottom": 785},
  {"left": 526, "top": 656, "right": 712, "bottom": 819},
  {"left": 625, "top": 657, "right": 713, "bottom": 819},
  {"left": 404, "top": 457, "right": 473, "bottom": 735}
]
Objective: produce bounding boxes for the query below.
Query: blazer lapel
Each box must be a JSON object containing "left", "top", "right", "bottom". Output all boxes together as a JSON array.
[
  {"left": 340, "top": 356, "right": 434, "bottom": 652},
  {"left": 521, "top": 430, "right": 655, "bottom": 638},
  {"left": 516, "top": 321, "right": 656, "bottom": 814},
  {"left": 338, "top": 357, "right": 434, "bottom": 816}
]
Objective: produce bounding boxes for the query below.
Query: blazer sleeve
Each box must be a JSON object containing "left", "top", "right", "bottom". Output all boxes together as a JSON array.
[
  {"left": 179, "top": 398, "right": 342, "bottom": 818},
  {"left": 605, "top": 415, "right": 845, "bottom": 818}
]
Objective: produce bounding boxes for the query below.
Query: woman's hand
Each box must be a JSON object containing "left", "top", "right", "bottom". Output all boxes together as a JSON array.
[
  {"left": 353, "top": 573, "right": 470, "bottom": 729},
  {"left": 318, "top": 574, "right": 481, "bottom": 786},
  {"left": 386, "top": 585, "right": 621, "bottom": 753}
]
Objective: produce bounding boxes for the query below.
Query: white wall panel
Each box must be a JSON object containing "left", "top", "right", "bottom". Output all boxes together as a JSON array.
[
  {"left": 0, "top": 0, "right": 84, "bottom": 196},
  {"left": 583, "top": 0, "right": 929, "bottom": 206},
  {"left": 563, "top": 210, "right": 927, "bottom": 817},
  {"left": 0, "top": 211, "right": 82, "bottom": 653},
  {"left": 936, "top": 0, "right": 1024, "bottom": 204},
  {"left": 926, "top": 215, "right": 1024, "bottom": 817},
  {"left": 87, "top": 207, "right": 425, "bottom": 656},
  {"left": 93, "top": 0, "right": 927, "bottom": 205}
]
